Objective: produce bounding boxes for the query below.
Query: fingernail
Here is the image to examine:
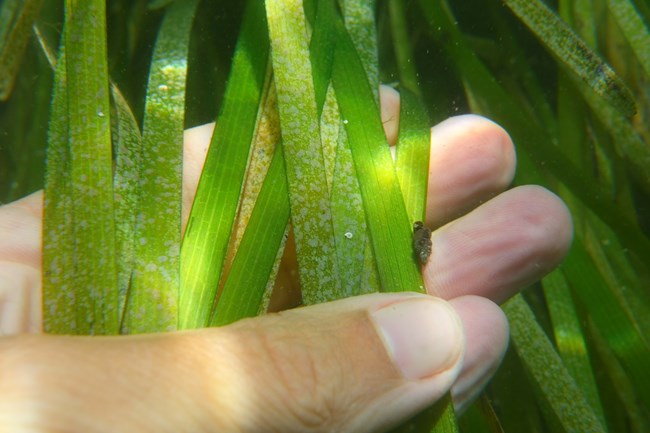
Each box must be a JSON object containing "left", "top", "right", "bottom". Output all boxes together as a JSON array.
[{"left": 370, "top": 298, "right": 463, "bottom": 380}]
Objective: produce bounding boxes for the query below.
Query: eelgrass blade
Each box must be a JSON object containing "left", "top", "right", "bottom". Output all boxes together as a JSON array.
[
  {"left": 32, "top": 23, "right": 57, "bottom": 69},
  {"left": 388, "top": 0, "right": 420, "bottom": 95},
  {"left": 330, "top": 11, "right": 457, "bottom": 433},
  {"left": 322, "top": 94, "right": 368, "bottom": 298},
  {"left": 340, "top": 0, "right": 380, "bottom": 96},
  {"left": 311, "top": 0, "right": 372, "bottom": 297},
  {"left": 122, "top": 0, "right": 199, "bottom": 334},
  {"left": 210, "top": 146, "right": 289, "bottom": 326},
  {"left": 503, "top": 295, "right": 608, "bottom": 433},
  {"left": 458, "top": 396, "right": 505, "bottom": 433},
  {"left": 417, "top": 6, "right": 624, "bottom": 416},
  {"left": 209, "top": 81, "right": 288, "bottom": 323},
  {"left": 502, "top": 0, "right": 637, "bottom": 118},
  {"left": 560, "top": 0, "right": 650, "bottom": 193},
  {"left": 223, "top": 83, "right": 289, "bottom": 317},
  {"left": 148, "top": 0, "right": 175, "bottom": 10},
  {"left": 0, "top": 25, "right": 51, "bottom": 202},
  {"left": 0, "top": 0, "right": 44, "bottom": 100},
  {"left": 515, "top": 142, "right": 650, "bottom": 428},
  {"left": 574, "top": 75, "right": 650, "bottom": 193},
  {"left": 310, "top": 0, "right": 338, "bottom": 115},
  {"left": 220, "top": 79, "right": 278, "bottom": 285},
  {"left": 332, "top": 18, "right": 423, "bottom": 294},
  {"left": 58, "top": 0, "right": 117, "bottom": 334},
  {"left": 111, "top": 85, "right": 143, "bottom": 322},
  {"left": 562, "top": 240, "right": 650, "bottom": 405},
  {"left": 323, "top": 104, "right": 371, "bottom": 297},
  {"left": 542, "top": 270, "right": 606, "bottom": 427},
  {"left": 179, "top": 0, "right": 270, "bottom": 329},
  {"left": 605, "top": 0, "right": 650, "bottom": 78},
  {"left": 310, "top": 0, "right": 340, "bottom": 189},
  {"left": 484, "top": 1, "right": 558, "bottom": 136},
  {"left": 589, "top": 317, "right": 650, "bottom": 432},
  {"left": 340, "top": 0, "right": 384, "bottom": 297},
  {"left": 43, "top": 45, "right": 75, "bottom": 334},
  {"left": 563, "top": 0, "right": 597, "bottom": 48},
  {"left": 395, "top": 89, "right": 430, "bottom": 222},
  {"left": 319, "top": 87, "right": 342, "bottom": 188},
  {"left": 265, "top": 0, "right": 344, "bottom": 304},
  {"left": 582, "top": 214, "right": 650, "bottom": 338},
  {"left": 420, "top": 0, "right": 650, "bottom": 261},
  {"left": 34, "top": 26, "right": 143, "bottom": 323},
  {"left": 488, "top": 347, "right": 547, "bottom": 432},
  {"left": 330, "top": 134, "right": 371, "bottom": 297}
]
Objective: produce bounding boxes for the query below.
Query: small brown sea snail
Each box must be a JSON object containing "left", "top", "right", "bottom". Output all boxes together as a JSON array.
[{"left": 412, "top": 221, "right": 432, "bottom": 264}]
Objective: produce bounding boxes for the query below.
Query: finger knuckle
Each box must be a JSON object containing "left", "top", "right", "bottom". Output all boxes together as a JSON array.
[{"left": 244, "top": 315, "right": 344, "bottom": 432}]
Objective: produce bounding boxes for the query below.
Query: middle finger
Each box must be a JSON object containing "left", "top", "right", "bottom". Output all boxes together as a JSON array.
[{"left": 423, "top": 185, "right": 573, "bottom": 303}]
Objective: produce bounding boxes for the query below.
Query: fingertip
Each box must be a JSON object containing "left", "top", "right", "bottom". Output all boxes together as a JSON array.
[
  {"left": 430, "top": 115, "right": 516, "bottom": 178},
  {"left": 427, "top": 115, "right": 516, "bottom": 227},
  {"left": 448, "top": 295, "right": 508, "bottom": 413},
  {"left": 424, "top": 184, "right": 573, "bottom": 304},
  {"left": 525, "top": 185, "right": 574, "bottom": 262},
  {"left": 370, "top": 296, "right": 464, "bottom": 381},
  {"left": 506, "top": 185, "right": 574, "bottom": 274}
]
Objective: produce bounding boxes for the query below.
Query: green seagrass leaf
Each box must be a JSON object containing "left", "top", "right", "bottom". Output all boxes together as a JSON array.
[
  {"left": 122, "top": 0, "right": 199, "bottom": 334},
  {"left": 179, "top": 0, "right": 270, "bottom": 329},
  {"left": 0, "top": 0, "right": 44, "bottom": 100},
  {"left": 43, "top": 0, "right": 118, "bottom": 335},
  {"left": 503, "top": 0, "right": 637, "bottom": 118}
]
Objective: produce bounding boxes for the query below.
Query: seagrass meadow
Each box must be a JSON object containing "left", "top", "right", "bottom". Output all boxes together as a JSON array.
[{"left": 1, "top": 0, "right": 649, "bottom": 431}]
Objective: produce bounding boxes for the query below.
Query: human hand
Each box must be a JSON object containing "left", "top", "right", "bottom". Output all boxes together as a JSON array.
[{"left": 0, "top": 87, "right": 572, "bottom": 432}]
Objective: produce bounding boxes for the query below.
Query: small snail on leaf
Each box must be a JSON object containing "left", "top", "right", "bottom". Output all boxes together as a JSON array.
[{"left": 412, "top": 221, "right": 432, "bottom": 264}]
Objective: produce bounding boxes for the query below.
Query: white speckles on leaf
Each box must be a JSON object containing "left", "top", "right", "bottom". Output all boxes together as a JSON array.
[
  {"left": 266, "top": 0, "right": 343, "bottom": 303},
  {"left": 41, "top": 0, "right": 119, "bottom": 334},
  {"left": 122, "top": 0, "right": 199, "bottom": 334}
]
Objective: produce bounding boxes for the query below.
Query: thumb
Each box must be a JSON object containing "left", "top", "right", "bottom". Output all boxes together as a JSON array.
[
  {"left": 0, "top": 293, "right": 464, "bottom": 433},
  {"left": 201, "top": 292, "right": 465, "bottom": 432}
]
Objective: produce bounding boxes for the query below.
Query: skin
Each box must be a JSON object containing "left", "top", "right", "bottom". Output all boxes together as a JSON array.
[{"left": 0, "top": 87, "right": 573, "bottom": 432}]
